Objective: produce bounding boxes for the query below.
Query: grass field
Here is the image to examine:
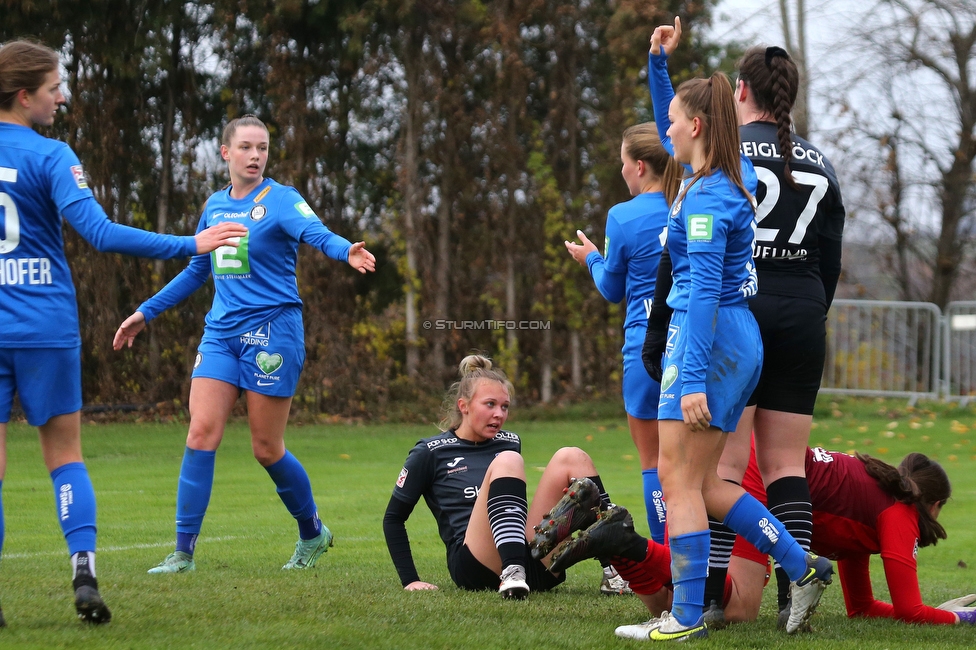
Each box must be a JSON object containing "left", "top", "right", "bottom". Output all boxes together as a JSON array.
[{"left": 2, "top": 397, "right": 976, "bottom": 648}]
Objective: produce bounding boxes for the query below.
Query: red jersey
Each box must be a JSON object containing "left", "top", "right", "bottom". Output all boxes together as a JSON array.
[{"left": 804, "top": 447, "right": 955, "bottom": 624}]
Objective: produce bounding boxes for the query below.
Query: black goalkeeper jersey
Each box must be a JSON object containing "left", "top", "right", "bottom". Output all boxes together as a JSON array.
[
  {"left": 739, "top": 121, "right": 846, "bottom": 305},
  {"left": 391, "top": 429, "right": 521, "bottom": 552}
]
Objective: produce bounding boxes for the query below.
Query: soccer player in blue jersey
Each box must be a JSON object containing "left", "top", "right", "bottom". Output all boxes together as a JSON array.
[
  {"left": 565, "top": 123, "right": 681, "bottom": 595},
  {"left": 614, "top": 20, "right": 833, "bottom": 641},
  {"left": 113, "top": 115, "right": 376, "bottom": 574},
  {"left": 384, "top": 355, "right": 618, "bottom": 600},
  {"left": 642, "top": 17, "right": 848, "bottom": 628},
  {"left": 0, "top": 39, "right": 247, "bottom": 626}
]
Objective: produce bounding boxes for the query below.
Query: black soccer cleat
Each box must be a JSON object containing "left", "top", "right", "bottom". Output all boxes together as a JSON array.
[
  {"left": 548, "top": 506, "right": 641, "bottom": 574},
  {"left": 529, "top": 477, "right": 602, "bottom": 561},
  {"left": 73, "top": 574, "right": 112, "bottom": 625}
]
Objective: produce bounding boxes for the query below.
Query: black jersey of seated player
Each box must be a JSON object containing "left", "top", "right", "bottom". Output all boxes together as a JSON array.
[
  {"left": 391, "top": 429, "right": 521, "bottom": 551},
  {"left": 739, "top": 121, "right": 846, "bottom": 303}
]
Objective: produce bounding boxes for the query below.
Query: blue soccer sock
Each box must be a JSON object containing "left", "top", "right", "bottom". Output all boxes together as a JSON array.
[
  {"left": 723, "top": 492, "right": 808, "bottom": 580},
  {"left": 50, "top": 462, "right": 97, "bottom": 556},
  {"left": 175, "top": 447, "right": 216, "bottom": 555},
  {"left": 642, "top": 468, "right": 667, "bottom": 544},
  {"left": 265, "top": 451, "right": 320, "bottom": 540},
  {"left": 669, "top": 529, "right": 709, "bottom": 626}
]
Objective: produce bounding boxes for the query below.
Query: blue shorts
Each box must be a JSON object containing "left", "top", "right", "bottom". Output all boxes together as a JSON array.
[
  {"left": 192, "top": 309, "right": 305, "bottom": 397},
  {"left": 622, "top": 326, "right": 660, "bottom": 420},
  {"left": 658, "top": 306, "right": 762, "bottom": 433},
  {"left": 0, "top": 346, "right": 82, "bottom": 426}
]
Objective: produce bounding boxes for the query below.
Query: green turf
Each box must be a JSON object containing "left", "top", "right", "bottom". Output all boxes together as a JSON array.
[{"left": 2, "top": 397, "right": 976, "bottom": 648}]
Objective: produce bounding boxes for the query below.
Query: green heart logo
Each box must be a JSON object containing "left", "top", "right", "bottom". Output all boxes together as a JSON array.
[
  {"left": 661, "top": 364, "right": 678, "bottom": 391},
  {"left": 255, "top": 351, "right": 283, "bottom": 375}
]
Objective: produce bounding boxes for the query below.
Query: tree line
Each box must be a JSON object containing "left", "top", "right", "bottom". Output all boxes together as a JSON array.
[
  {"left": 1, "top": 0, "right": 724, "bottom": 417},
  {"left": 3, "top": 0, "right": 972, "bottom": 419}
]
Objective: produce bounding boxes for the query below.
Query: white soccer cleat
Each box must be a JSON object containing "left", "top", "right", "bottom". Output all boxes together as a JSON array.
[{"left": 498, "top": 564, "right": 529, "bottom": 600}]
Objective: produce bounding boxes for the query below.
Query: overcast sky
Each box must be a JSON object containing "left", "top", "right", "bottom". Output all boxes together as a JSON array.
[{"left": 707, "top": 0, "right": 866, "bottom": 136}]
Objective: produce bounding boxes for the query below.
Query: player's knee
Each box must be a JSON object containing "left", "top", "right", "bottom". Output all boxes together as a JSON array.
[
  {"left": 186, "top": 423, "right": 222, "bottom": 450},
  {"left": 251, "top": 441, "right": 283, "bottom": 466},
  {"left": 550, "top": 446, "right": 594, "bottom": 472},
  {"left": 488, "top": 450, "right": 524, "bottom": 476}
]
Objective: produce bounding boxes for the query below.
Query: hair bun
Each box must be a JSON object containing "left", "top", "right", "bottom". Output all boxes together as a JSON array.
[
  {"left": 764, "top": 46, "right": 790, "bottom": 67},
  {"left": 458, "top": 354, "right": 492, "bottom": 376}
]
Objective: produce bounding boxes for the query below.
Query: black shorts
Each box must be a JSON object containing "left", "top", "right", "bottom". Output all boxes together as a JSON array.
[
  {"left": 447, "top": 543, "right": 565, "bottom": 592},
  {"left": 747, "top": 293, "right": 826, "bottom": 415}
]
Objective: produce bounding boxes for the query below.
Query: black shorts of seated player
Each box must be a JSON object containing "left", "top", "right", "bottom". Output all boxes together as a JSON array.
[{"left": 382, "top": 354, "right": 615, "bottom": 599}]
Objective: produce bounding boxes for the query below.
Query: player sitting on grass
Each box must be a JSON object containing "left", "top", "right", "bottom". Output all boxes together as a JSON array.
[{"left": 383, "top": 354, "right": 619, "bottom": 599}]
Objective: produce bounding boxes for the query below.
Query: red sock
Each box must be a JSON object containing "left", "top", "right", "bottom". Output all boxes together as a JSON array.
[{"left": 612, "top": 540, "right": 672, "bottom": 595}]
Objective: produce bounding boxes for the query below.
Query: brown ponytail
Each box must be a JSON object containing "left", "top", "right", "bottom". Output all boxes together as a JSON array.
[
  {"left": 673, "top": 72, "right": 754, "bottom": 207},
  {"left": 856, "top": 452, "right": 951, "bottom": 547}
]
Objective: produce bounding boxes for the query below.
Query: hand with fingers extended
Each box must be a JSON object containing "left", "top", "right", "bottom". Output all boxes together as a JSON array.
[
  {"left": 565, "top": 229, "right": 599, "bottom": 267},
  {"left": 194, "top": 221, "right": 249, "bottom": 254},
  {"left": 404, "top": 580, "right": 439, "bottom": 591},
  {"left": 347, "top": 241, "right": 377, "bottom": 274},
  {"left": 113, "top": 311, "right": 146, "bottom": 351},
  {"left": 650, "top": 16, "right": 682, "bottom": 57}
]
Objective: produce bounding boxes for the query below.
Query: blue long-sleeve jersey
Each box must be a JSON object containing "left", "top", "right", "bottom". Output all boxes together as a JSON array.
[
  {"left": 647, "top": 51, "right": 760, "bottom": 395},
  {"left": 138, "top": 178, "right": 351, "bottom": 337},
  {"left": 0, "top": 122, "right": 196, "bottom": 348},
  {"left": 585, "top": 192, "right": 670, "bottom": 331}
]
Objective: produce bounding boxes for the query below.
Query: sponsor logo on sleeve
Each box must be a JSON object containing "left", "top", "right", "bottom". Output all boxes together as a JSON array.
[
  {"left": 396, "top": 467, "right": 408, "bottom": 488},
  {"left": 70, "top": 165, "right": 88, "bottom": 189},
  {"left": 688, "top": 214, "right": 714, "bottom": 241},
  {"left": 295, "top": 201, "right": 316, "bottom": 218}
]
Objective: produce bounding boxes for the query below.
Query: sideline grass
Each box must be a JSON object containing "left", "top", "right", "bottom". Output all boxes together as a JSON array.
[{"left": 1, "top": 398, "right": 976, "bottom": 648}]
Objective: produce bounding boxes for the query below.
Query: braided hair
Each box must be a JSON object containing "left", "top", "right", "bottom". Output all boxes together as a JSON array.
[
  {"left": 737, "top": 46, "right": 799, "bottom": 187},
  {"left": 855, "top": 452, "right": 951, "bottom": 547}
]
